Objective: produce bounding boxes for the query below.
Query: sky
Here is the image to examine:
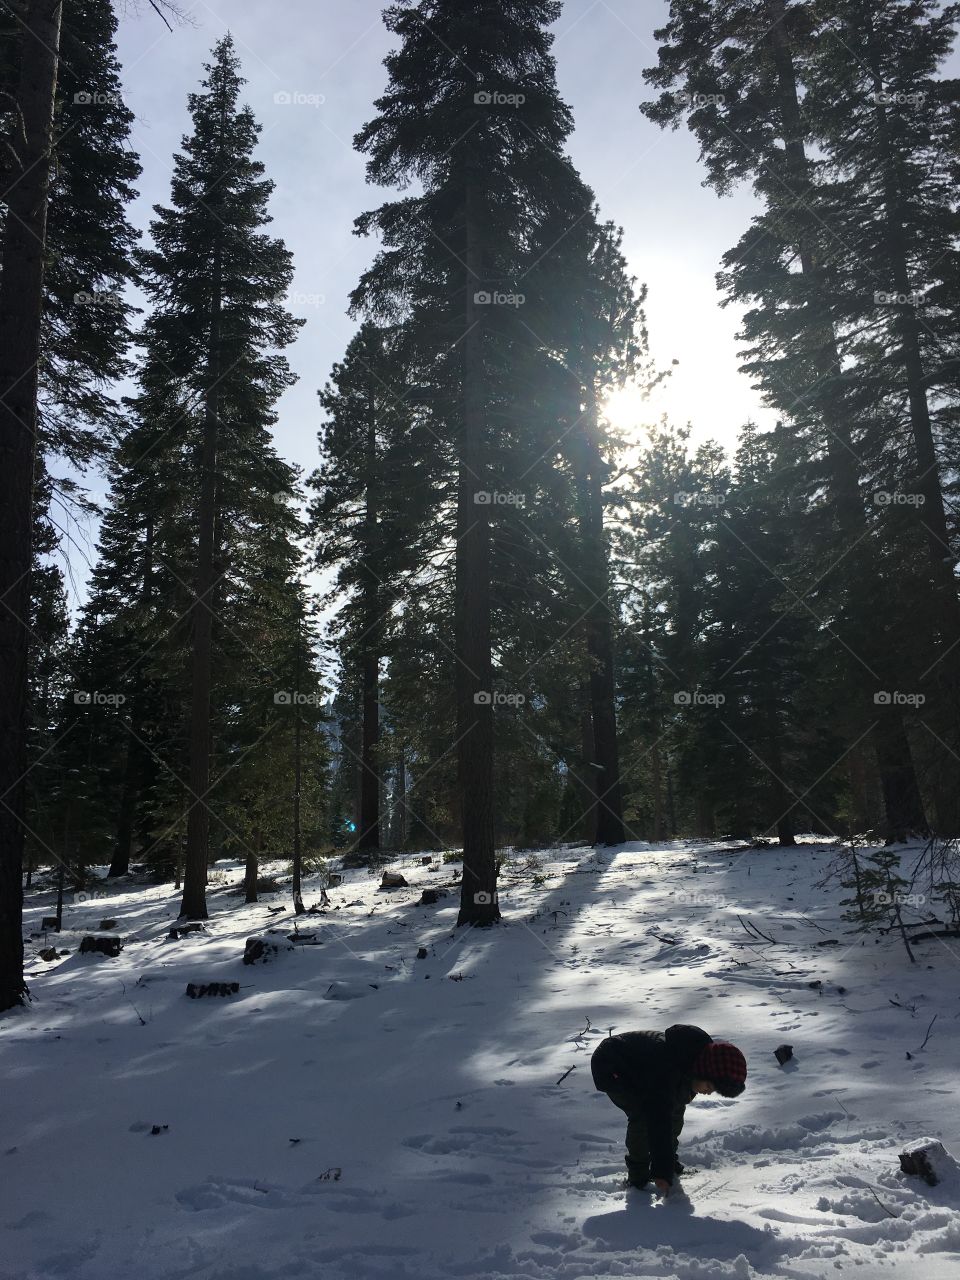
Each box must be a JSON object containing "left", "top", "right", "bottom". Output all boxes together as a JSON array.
[{"left": 100, "top": 0, "right": 770, "bottom": 506}]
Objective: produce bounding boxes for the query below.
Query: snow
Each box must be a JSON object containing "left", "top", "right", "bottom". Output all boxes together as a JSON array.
[{"left": 3, "top": 838, "right": 960, "bottom": 1280}]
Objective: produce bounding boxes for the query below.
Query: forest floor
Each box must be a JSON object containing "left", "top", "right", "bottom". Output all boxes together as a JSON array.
[{"left": 3, "top": 837, "right": 960, "bottom": 1280}]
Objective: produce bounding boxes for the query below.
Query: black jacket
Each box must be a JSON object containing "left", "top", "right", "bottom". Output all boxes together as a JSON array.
[{"left": 591, "top": 1024, "right": 712, "bottom": 1182}]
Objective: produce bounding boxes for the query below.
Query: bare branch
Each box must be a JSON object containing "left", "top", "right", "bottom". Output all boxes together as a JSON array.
[{"left": 118, "top": 0, "right": 195, "bottom": 30}]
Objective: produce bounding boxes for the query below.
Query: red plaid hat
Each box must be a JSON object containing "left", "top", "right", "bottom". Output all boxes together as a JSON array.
[{"left": 693, "top": 1041, "right": 747, "bottom": 1097}]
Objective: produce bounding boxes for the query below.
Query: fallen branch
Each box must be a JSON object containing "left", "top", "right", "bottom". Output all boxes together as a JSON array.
[
  {"left": 863, "top": 1182, "right": 900, "bottom": 1219},
  {"left": 119, "top": 981, "right": 147, "bottom": 1025},
  {"left": 917, "top": 1014, "right": 938, "bottom": 1052},
  {"left": 798, "top": 913, "right": 832, "bottom": 935},
  {"left": 738, "top": 914, "right": 776, "bottom": 944},
  {"left": 889, "top": 997, "right": 918, "bottom": 1014},
  {"left": 556, "top": 1064, "right": 577, "bottom": 1086},
  {"left": 890, "top": 894, "right": 916, "bottom": 964}
]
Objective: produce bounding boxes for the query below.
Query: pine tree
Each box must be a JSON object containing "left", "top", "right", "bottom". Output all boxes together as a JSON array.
[
  {"left": 132, "top": 34, "right": 303, "bottom": 918},
  {"left": 0, "top": 0, "right": 150, "bottom": 1008},
  {"left": 524, "top": 209, "right": 646, "bottom": 845},
  {"left": 800, "top": 0, "right": 960, "bottom": 830},
  {"left": 41, "top": 0, "right": 142, "bottom": 458},
  {"left": 353, "top": 0, "right": 584, "bottom": 923},
  {"left": 0, "top": 0, "right": 64, "bottom": 1011},
  {"left": 641, "top": 0, "right": 931, "bottom": 840},
  {"left": 700, "top": 424, "right": 844, "bottom": 843},
  {"left": 309, "top": 322, "right": 438, "bottom": 856},
  {"left": 617, "top": 421, "right": 729, "bottom": 837},
  {"left": 23, "top": 464, "right": 73, "bottom": 883}
]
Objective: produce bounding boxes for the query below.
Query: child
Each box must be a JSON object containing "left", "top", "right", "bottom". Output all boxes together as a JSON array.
[{"left": 590, "top": 1023, "right": 747, "bottom": 1195}]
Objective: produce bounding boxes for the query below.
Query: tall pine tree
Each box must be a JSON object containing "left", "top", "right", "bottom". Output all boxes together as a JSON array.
[
  {"left": 135, "top": 35, "right": 303, "bottom": 918},
  {"left": 353, "top": 0, "right": 588, "bottom": 923}
]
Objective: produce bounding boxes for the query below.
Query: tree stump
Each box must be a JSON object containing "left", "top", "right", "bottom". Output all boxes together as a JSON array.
[
  {"left": 243, "top": 935, "right": 290, "bottom": 964},
  {"left": 41, "top": 916, "right": 59, "bottom": 930},
  {"left": 900, "top": 1139, "right": 949, "bottom": 1186},
  {"left": 380, "top": 871, "right": 408, "bottom": 889},
  {"left": 168, "top": 922, "right": 205, "bottom": 940},
  {"left": 79, "top": 935, "right": 122, "bottom": 957},
  {"left": 419, "top": 889, "right": 445, "bottom": 905}
]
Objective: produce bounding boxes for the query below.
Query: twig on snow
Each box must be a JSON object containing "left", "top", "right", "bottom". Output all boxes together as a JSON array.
[
  {"left": 862, "top": 1182, "right": 900, "bottom": 1219},
  {"left": 738, "top": 914, "right": 776, "bottom": 944},
  {"left": 917, "top": 1014, "right": 938, "bottom": 1052}
]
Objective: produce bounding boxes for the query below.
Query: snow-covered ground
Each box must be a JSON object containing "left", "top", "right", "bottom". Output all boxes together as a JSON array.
[{"left": 3, "top": 839, "right": 960, "bottom": 1280}]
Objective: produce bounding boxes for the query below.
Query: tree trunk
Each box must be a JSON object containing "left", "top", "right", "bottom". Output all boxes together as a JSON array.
[
  {"left": 358, "top": 648, "right": 380, "bottom": 850},
  {"left": 110, "top": 737, "right": 137, "bottom": 879},
  {"left": 395, "top": 748, "right": 407, "bottom": 850},
  {"left": 576, "top": 679, "right": 598, "bottom": 842},
  {"left": 109, "top": 514, "right": 154, "bottom": 878},
  {"left": 0, "top": 0, "right": 64, "bottom": 1012},
  {"left": 455, "top": 175, "right": 498, "bottom": 926},
  {"left": 763, "top": 701, "right": 798, "bottom": 846},
  {"left": 696, "top": 793, "right": 713, "bottom": 839},
  {"left": 357, "top": 366, "right": 381, "bottom": 853},
  {"left": 869, "top": 75, "right": 960, "bottom": 833},
  {"left": 846, "top": 743, "right": 873, "bottom": 835},
  {"left": 180, "top": 230, "right": 222, "bottom": 920},
  {"left": 870, "top": 82, "right": 958, "bottom": 601},
  {"left": 572, "top": 373, "right": 625, "bottom": 846},
  {"left": 651, "top": 733, "right": 665, "bottom": 841},
  {"left": 874, "top": 710, "right": 927, "bottom": 842},
  {"left": 666, "top": 766, "right": 677, "bottom": 837},
  {"left": 776, "top": 808, "right": 797, "bottom": 847},
  {"left": 244, "top": 826, "right": 261, "bottom": 903},
  {"left": 292, "top": 603, "right": 304, "bottom": 914}
]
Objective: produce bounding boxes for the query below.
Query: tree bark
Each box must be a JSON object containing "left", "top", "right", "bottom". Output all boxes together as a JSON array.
[
  {"left": 292, "top": 601, "right": 304, "bottom": 914},
  {"left": 0, "top": 0, "right": 64, "bottom": 1012},
  {"left": 869, "top": 78, "right": 960, "bottom": 833},
  {"left": 244, "top": 826, "right": 261, "bottom": 903},
  {"left": 180, "top": 230, "right": 222, "bottom": 920},
  {"left": 110, "top": 735, "right": 137, "bottom": 879},
  {"left": 665, "top": 766, "right": 677, "bottom": 837},
  {"left": 357, "top": 360, "right": 381, "bottom": 853},
  {"left": 875, "top": 710, "right": 927, "bottom": 841},
  {"left": 869, "top": 81, "right": 958, "bottom": 603},
  {"left": 391, "top": 747, "right": 406, "bottom": 849},
  {"left": 358, "top": 648, "right": 380, "bottom": 850},
  {"left": 576, "top": 678, "right": 597, "bottom": 842},
  {"left": 651, "top": 733, "right": 665, "bottom": 841},
  {"left": 109, "top": 514, "right": 154, "bottom": 878},
  {"left": 574, "top": 376, "right": 625, "bottom": 846},
  {"left": 455, "top": 174, "right": 498, "bottom": 926}
]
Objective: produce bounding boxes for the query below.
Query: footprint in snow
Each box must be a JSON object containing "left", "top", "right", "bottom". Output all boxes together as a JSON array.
[
  {"left": 176, "top": 1177, "right": 308, "bottom": 1211},
  {"left": 403, "top": 1124, "right": 552, "bottom": 1168}
]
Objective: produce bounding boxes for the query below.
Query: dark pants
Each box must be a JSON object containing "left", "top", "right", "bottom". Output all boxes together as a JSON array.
[{"left": 604, "top": 1087, "right": 685, "bottom": 1184}]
